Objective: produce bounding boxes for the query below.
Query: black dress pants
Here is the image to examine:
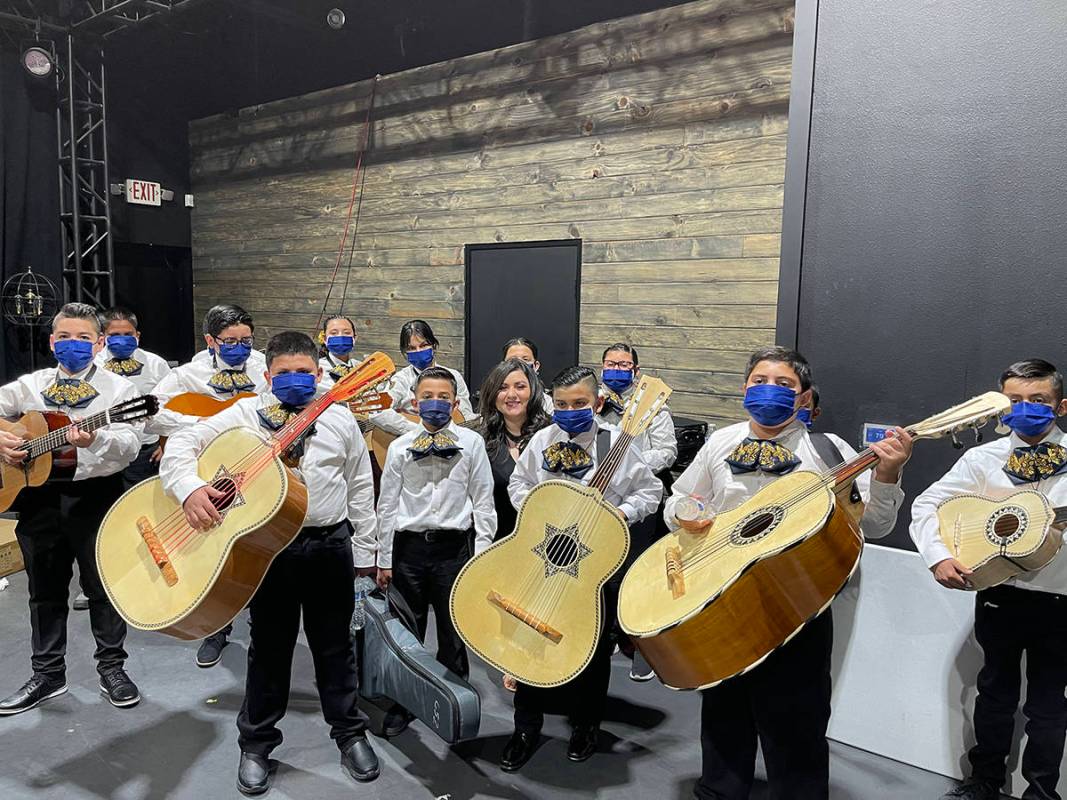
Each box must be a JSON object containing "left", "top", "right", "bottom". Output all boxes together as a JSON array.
[
  {"left": 122, "top": 441, "right": 159, "bottom": 490},
  {"left": 514, "top": 581, "right": 620, "bottom": 733},
  {"left": 391, "top": 529, "right": 472, "bottom": 679},
  {"left": 14, "top": 475, "right": 128, "bottom": 681},
  {"left": 236, "top": 523, "right": 367, "bottom": 755},
  {"left": 969, "top": 584, "right": 1067, "bottom": 800},
  {"left": 695, "top": 610, "right": 833, "bottom": 800}
]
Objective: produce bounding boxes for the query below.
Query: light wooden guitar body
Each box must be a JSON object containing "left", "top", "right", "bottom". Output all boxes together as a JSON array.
[
  {"left": 96, "top": 427, "right": 308, "bottom": 640},
  {"left": 0, "top": 412, "right": 52, "bottom": 511},
  {"left": 936, "top": 490, "right": 1062, "bottom": 591},
  {"left": 450, "top": 480, "right": 630, "bottom": 687},
  {"left": 618, "top": 471, "right": 861, "bottom": 690}
]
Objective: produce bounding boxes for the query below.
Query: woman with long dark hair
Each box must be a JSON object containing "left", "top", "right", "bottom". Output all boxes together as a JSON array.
[{"left": 477, "top": 358, "right": 551, "bottom": 692}]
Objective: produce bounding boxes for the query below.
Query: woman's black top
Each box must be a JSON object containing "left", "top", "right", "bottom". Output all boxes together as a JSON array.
[{"left": 488, "top": 441, "right": 519, "bottom": 540}]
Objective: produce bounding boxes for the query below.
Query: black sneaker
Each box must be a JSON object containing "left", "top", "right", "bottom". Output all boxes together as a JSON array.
[
  {"left": 629, "top": 652, "right": 655, "bottom": 682},
  {"left": 196, "top": 631, "right": 229, "bottom": 668},
  {"left": 381, "top": 706, "right": 416, "bottom": 737},
  {"left": 99, "top": 668, "right": 141, "bottom": 708},
  {"left": 940, "top": 781, "right": 1000, "bottom": 800},
  {"left": 0, "top": 675, "right": 68, "bottom": 716}
]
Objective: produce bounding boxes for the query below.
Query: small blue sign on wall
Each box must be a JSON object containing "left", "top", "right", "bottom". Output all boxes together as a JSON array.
[{"left": 861, "top": 422, "right": 894, "bottom": 450}]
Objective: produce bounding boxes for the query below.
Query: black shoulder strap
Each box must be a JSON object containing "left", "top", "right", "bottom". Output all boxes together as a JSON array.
[
  {"left": 810, "top": 433, "right": 862, "bottom": 504},
  {"left": 596, "top": 427, "right": 612, "bottom": 464}
]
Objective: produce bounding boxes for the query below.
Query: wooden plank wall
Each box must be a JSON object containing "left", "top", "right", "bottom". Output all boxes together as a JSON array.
[{"left": 189, "top": 0, "right": 793, "bottom": 428}]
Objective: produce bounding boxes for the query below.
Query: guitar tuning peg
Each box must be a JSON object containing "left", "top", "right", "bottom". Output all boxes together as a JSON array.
[
  {"left": 995, "top": 418, "right": 1010, "bottom": 435},
  {"left": 951, "top": 431, "right": 963, "bottom": 449},
  {"left": 973, "top": 426, "right": 983, "bottom": 444}
]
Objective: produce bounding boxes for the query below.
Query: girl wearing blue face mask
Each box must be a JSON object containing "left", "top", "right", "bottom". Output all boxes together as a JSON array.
[
  {"left": 369, "top": 319, "right": 475, "bottom": 438},
  {"left": 318, "top": 315, "right": 363, "bottom": 389}
]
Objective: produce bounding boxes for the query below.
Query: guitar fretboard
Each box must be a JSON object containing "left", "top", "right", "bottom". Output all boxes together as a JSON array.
[{"left": 26, "top": 409, "right": 111, "bottom": 460}]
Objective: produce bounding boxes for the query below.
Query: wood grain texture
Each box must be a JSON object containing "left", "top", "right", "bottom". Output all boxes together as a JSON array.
[{"left": 189, "top": 0, "right": 793, "bottom": 424}]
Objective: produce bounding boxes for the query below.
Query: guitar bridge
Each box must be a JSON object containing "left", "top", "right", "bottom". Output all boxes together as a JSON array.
[
  {"left": 487, "top": 590, "right": 563, "bottom": 644},
  {"left": 137, "top": 516, "right": 178, "bottom": 587},
  {"left": 665, "top": 546, "right": 686, "bottom": 598}
]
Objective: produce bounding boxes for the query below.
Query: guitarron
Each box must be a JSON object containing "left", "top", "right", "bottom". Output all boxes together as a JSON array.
[
  {"left": 450, "top": 377, "right": 671, "bottom": 687},
  {"left": 96, "top": 353, "right": 395, "bottom": 640},
  {"left": 617, "top": 391, "right": 1013, "bottom": 690},
  {"left": 936, "top": 490, "right": 1067, "bottom": 590},
  {"left": 0, "top": 395, "right": 159, "bottom": 512}
]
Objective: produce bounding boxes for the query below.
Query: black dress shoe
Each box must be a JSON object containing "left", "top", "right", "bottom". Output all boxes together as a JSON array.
[
  {"left": 340, "top": 736, "right": 380, "bottom": 783},
  {"left": 0, "top": 675, "right": 68, "bottom": 716},
  {"left": 196, "top": 631, "right": 229, "bottom": 668},
  {"left": 940, "top": 781, "right": 1000, "bottom": 800},
  {"left": 500, "top": 729, "right": 540, "bottom": 772},
  {"left": 99, "top": 667, "right": 141, "bottom": 708},
  {"left": 566, "top": 723, "right": 599, "bottom": 762},
  {"left": 381, "top": 705, "right": 415, "bottom": 737},
  {"left": 237, "top": 752, "right": 271, "bottom": 796}
]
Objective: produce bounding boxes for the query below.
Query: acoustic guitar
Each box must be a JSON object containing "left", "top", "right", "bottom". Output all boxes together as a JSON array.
[
  {"left": 936, "top": 490, "right": 1067, "bottom": 590},
  {"left": 95, "top": 353, "right": 395, "bottom": 640},
  {"left": 0, "top": 395, "right": 159, "bottom": 512},
  {"left": 449, "top": 376, "right": 672, "bottom": 687},
  {"left": 617, "top": 391, "right": 1013, "bottom": 690},
  {"left": 164, "top": 391, "right": 258, "bottom": 417}
]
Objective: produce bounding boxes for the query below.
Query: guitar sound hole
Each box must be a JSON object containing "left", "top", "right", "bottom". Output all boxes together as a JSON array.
[
  {"left": 545, "top": 533, "right": 580, "bottom": 569},
  {"left": 739, "top": 512, "right": 776, "bottom": 539},
  {"left": 992, "top": 513, "right": 1021, "bottom": 540},
  {"left": 211, "top": 478, "right": 239, "bottom": 511}
]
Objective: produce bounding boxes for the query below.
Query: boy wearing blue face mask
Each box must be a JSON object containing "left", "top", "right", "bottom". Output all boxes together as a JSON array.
[
  {"left": 664, "top": 345, "right": 913, "bottom": 800},
  {"left": 911, "top": 359, "right": 1067, "bottom": 800},
  {"left": 148, "top": 303, "right": 268, "bottom": 666},
  {"left": 0, "top": 303, "right": 142, "bottom": 716},
  {"left": 370, "top": 319, "right": 475, "bottom": 436},
  {"left": 374, "top": 365, "right": 496, "bottom": 736},
  {"left": 502, "top": 365, "right": 662, "bottom": 770},
  {"left": 159, "top": 331, "right": 381, "bottom": 794},
  {"left": 318, "top": 315, "right": 363, "bottom": 389},
  {"left": 94, "top": 307, "right": 172, "bottom": 487}
]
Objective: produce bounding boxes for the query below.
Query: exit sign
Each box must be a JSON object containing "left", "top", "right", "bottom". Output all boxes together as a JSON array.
[{"left": 126, "top": 178, "right": 161, "bottom": 206}]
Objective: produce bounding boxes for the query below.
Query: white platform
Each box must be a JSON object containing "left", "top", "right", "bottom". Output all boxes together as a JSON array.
[{"left": 828, "top": 543, "right": 1058, "bottom": 798}]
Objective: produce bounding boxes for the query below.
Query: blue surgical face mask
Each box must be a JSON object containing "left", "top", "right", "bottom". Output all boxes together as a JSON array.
[
  {"left": 271, "top": 372, "right": 317, "bottom": 407},
  {"left": 743, "top": 383, "right": 798, "bottom": 428},
  {"left": 406, "top": 348, "right": 434, "bottom": 371},
  {"left": 106, "top": 335, "right": 138, "bottom": 360},
  {"left": 554, "top": 407, "right": 595, "bottom": 435},
  {"left": 602, "top": 369, "right": 634, "bottom": 394},
  {"left": 216, "top": 340, "right": 252, "bottom": 367},
  {"left": 1002, "top": 401, "right": 1057, "bottom": 438},
  {"left": 54, "top": 339, "right": 95, "bottom": 373},
  {"left": 418, "top": 398, "right": 453, "bottom": 428},
  {"left": 326, "top": 335, "right": 354, "bottom": 357},
  {"left": 797, "top": 408, "right": 814, "bottom": 430}
]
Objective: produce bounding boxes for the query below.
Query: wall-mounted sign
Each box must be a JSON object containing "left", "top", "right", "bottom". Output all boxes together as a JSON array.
[{"left": 125, "top": 179, "right": 162, "bottom": 206}]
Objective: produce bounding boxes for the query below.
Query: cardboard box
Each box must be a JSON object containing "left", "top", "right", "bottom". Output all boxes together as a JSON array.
[{"left": 0, "top": 519, "right": 24, "bottom": 577}]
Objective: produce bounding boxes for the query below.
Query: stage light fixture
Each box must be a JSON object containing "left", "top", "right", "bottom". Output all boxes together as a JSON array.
[
  {"left": 21, "top": 45, "right": 54, "bottom": 80},
  {"left": 327, "top": 8, "right": 346, "bottom": 29}
]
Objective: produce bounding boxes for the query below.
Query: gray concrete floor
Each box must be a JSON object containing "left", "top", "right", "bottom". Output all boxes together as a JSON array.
[{"left": 0, "top": 569, "right": 961, "bottom": 799}]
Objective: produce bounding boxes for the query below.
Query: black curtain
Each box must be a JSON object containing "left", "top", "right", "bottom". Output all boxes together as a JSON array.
[{"left": 0, "top": 48, "right": 63, "bottom": 383}]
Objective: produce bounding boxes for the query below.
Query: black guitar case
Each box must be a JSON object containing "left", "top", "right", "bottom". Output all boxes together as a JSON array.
[{"left": 354, "top": 585, "right": 481, "bottom": 743}]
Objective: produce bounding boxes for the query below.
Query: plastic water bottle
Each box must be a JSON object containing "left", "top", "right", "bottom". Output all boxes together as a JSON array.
[
  {"left": 351, "top": 576, "right": 375, "bottom": 634},
  {"left": 674, "top": 495, "right": 707, "bottom": 524}
]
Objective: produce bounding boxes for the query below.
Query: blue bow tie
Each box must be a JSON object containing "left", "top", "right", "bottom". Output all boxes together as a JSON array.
[
  {"left": 1004, "top": 442, "right": 1067, "bottom": 484},
  {"left": 408, "top": 430, "right": 462, "bottom": 461},
  {"left": 41, "top": 377, "right": 99, "bottom": 409},
  {"left": 208, "top": 369, "right": 255, "bottom": 394},
  {"left": 542, "top": 440, "right": 594, "bottom": 479}
]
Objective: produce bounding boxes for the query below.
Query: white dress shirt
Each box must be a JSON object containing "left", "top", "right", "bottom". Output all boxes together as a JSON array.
[
  {"left": 598, "top": 382, "right": 679, "bottom": 473},
  {"left": 509, "top": 419, "right": 663, "bottom": 525},
  {"left": 318, "top": 352, "right": 364, "bottom": 390},
  {"left": 0, "top": 364, "right": 141, "bottom": 480},
  {"left": 665, "top": 419, "right": 904, "bottom": 540},
  {"left": 95, "top": 345, "right": 172, "bottom": 446},
  {"left": 371, "top": 363, "right": 475, "bottom": 436},
  {"left": 375, "top": 421, "right": 496, "bottom": 568},
  {"left": 909, "top": 427, "right": 1067, "bottom": 594},
  {"left": 159, "top": 394, "right": 379, "bottom": 567},
  {"left": 147, "top": 348, "right": 269, "bottom": 437}
]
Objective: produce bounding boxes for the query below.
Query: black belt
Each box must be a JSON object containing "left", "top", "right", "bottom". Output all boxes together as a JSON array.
[
  {"left": 299, "top": 520, "right": 352, "bottom": 540},
  {"left": 399, "top": 528, "right": 472, "bottom": 543}
]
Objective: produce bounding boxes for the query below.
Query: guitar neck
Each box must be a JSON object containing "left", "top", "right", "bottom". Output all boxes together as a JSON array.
[
  {"left": 588, "top": 430, "right": 636, "bottom": 494},
  {"left": 26, "top": 408, "right": 111, "bottom": 460}
]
